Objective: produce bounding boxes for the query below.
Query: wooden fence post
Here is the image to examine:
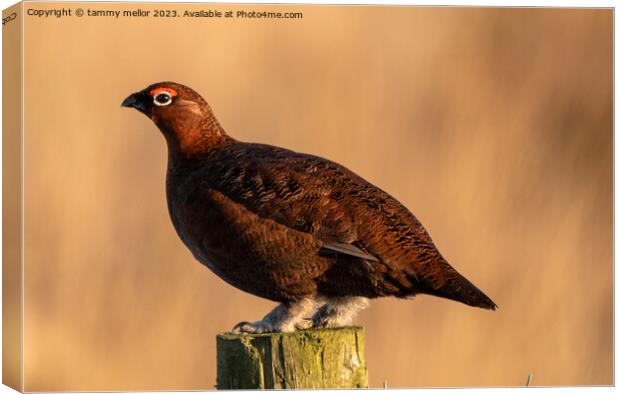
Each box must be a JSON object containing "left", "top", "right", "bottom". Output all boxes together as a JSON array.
[{"left": 216, "top": 326, "right": 368, "bottom": 389}]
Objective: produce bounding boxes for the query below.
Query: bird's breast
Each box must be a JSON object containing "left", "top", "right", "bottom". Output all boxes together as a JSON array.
[{"left": 164, "top": 167, "right": 332, "bottom": 301}]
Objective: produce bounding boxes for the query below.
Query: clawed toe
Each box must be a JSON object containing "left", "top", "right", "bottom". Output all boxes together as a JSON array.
[
  {"left": 234, "top": 319, "right": 315, "bottom": 333},
  {"left": 295, "top": 318, "right": 314, "bottom": 330},
  {"left": 232, "top": 321, "right": 252, "bottom": 333},
  {"left": 232, "top": 321, "right": 272, "bottom": 333}
]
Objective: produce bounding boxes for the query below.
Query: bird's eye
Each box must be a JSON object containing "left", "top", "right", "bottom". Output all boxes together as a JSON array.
[{"left": 153, "top": 92, "right": 172, "bottom": 106}]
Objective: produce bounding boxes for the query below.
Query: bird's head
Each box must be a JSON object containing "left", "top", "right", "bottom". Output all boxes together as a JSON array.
[{"left": 122, "top": 82, "right": 227, "bottom": 156}]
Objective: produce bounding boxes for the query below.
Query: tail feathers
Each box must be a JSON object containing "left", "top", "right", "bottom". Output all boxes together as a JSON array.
[{"left": 424, "top": 273, "right": 498, "bottom": 310}]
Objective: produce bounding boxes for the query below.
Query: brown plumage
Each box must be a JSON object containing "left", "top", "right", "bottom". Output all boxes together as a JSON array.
[{"left": 122, "top": 82, "right": 497, "bottom": 333}]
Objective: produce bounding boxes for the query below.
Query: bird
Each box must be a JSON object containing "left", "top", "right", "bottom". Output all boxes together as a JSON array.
[{"left": 121, "top": 81, "right": 497, "bottom": 333}]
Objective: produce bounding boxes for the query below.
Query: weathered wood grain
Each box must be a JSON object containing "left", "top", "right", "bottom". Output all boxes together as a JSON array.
[{"left": 216, "top": 327, "right": 368, "bottom": 389}]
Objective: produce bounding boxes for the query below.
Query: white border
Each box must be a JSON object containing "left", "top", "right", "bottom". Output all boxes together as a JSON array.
[{"left": 0, "top": 1, "right": 615, "bottom": 394}]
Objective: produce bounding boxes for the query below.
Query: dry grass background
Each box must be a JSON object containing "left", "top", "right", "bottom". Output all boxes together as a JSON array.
[{"left": 19, "top": 4, "right": 611, "bottom": 390}]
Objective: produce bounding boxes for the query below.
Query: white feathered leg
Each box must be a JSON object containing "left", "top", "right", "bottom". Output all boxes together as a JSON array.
[
  {"left": 311, "top": 296, "right": 369, "bottom": 328},
  {"left": 233, "top": 298, "right": 318, "bottom": 333}
]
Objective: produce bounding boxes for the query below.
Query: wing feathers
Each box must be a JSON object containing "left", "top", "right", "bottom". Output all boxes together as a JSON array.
[{"left": 321, "top": 242, "right": 380, "bottom": 262}]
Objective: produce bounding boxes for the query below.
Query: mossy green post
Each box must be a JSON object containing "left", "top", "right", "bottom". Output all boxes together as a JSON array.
[{"left": 216, "top": 326, "right": 368, "bottom": 389}]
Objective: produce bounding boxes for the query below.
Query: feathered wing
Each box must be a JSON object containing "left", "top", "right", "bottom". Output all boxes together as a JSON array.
[
  {"left": 320, "top": 242, "right": 379, "bottom": 262},
  {"left": 203, "top": 142, "right": 496, "bottom": 309}
]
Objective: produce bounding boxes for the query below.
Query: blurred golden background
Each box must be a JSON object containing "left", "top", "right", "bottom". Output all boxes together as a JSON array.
[{"left": 20, "top": 4, "right": 611, "bottom": 390}]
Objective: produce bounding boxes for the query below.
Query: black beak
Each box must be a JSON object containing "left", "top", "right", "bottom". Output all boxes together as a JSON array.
[{"left": 121, "top": 92, "right": 147, "bottom": 113}]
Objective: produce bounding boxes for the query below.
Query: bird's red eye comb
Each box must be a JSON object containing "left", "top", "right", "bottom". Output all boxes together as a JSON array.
[{"left": 150, "top": 87, "right": 178, "bottom": 97}]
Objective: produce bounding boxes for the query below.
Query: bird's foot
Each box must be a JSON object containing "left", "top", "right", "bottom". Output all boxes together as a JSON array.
[
  {"left": 233, "top": 299, "right": 320, "bottom": 333},
  {"left": 310, "top": 304, "right": 332, "bottom": 328},
  {"left": 310, "top": 296, "right": 370, "bottom": 328},
  {"left": 311, "top": 316, "right": 331, "bottom": 328},
  {"left": 232, "top": 320, "right": 273, "bottom": 334},
  {"left": 294, "top": 318, "right": 314, "bottom": 330}
]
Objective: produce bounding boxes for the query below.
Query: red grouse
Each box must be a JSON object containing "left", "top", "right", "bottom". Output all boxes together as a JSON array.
[{"left": 122, "top": 82, "right": 496, "bottom": 333}]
